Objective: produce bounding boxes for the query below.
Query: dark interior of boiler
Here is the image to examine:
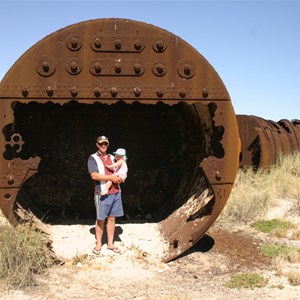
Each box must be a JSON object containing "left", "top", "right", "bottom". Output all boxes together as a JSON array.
[{"left": 3, "top": 100, "right": 223, "bottom": 224}]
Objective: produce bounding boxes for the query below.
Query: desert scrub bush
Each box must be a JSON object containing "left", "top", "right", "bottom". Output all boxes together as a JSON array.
[
  {"left": 259, "top": 243, "right": 300, "bottom": 258},
  {"left": 251, "top": 219, "right": 294, "bottom": 233},
  {"left": 286, "top": 271, "right": 300, "bottom": 286},
  {"left": 251, "top": 218, "right": 294, "bottom": 238},
  {"left": 226, "top": 272, "right": 267, "bottom": 289},
  {"left": 0, "top": 223, "right": 55, "bottom": 288},
  {"left": 287, "top": 250, "right": 300, "bottom": 263}
]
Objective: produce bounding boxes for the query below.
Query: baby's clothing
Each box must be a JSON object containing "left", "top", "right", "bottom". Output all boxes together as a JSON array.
[{"left": 115, "top": 161, "right": 128, "bottom": 181}]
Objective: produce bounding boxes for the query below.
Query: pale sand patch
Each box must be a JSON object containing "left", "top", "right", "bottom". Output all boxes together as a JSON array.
[
  {"left": 266, "top": 197, "right": 300, "bottom": 224},
  {"left": 49, "top": 221, "right": 170, "bottom": 278}
]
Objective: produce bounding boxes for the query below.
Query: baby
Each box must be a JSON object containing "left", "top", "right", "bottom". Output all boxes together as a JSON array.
[{"left": 101, "top": 148, "right": 128, "bottom": 195}]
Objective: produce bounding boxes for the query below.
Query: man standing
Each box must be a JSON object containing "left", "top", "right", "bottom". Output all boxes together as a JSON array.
[{"left": 87, "top": 135, "right": 123, "bottom": 255}]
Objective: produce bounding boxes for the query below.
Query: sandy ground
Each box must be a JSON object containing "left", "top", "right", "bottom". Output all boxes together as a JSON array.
[
  {"left": 1, "top": 200, "right": 300, "bottom": 300},
  {"left": 50, "top": 221, "right": 168, "bottom": 261}
]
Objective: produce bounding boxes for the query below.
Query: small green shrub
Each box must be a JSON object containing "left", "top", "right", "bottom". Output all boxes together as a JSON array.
[
  {"left": 226, "top": 273, "right": 267, "bottom": 289},
  {"left": 0, "top": 223, "right": 55, "bottom": 288},
  {"left": 251, "top": 219, "right": 293, "bottom": 234},
  {"left": 259, "top": 243, "right": 300, "bottom": 258}
]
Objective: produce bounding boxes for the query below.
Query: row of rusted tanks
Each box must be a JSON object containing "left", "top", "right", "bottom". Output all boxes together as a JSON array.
[
  {"left": 237, "top": 115, "right": 300, "bottom": 170},
  {"left": 0, "top": 18, "right": 299, "bottom": 262}
]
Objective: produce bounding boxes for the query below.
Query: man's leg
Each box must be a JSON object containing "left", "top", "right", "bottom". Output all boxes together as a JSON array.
[
  {"left": 106, "top": 216, "right": 116, "bottom": 248},
  {"left": 95, "top": 219, "right": 105, "bottom": 250},
  {"left": 106, "top": 193, "right": 122, "bottom": 253}
]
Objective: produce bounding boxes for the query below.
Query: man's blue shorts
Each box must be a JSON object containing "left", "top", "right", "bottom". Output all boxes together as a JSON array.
[{"left": 94, "top": 192, "right": 124, "bottom": 220}]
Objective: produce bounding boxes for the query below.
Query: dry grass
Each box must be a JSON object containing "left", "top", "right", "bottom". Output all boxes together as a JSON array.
[
  {"left": 217, "top": 168, "right": 270, "bottom": 225},
  {"left": 286, "top": 271, "right": 300, "bottom": 286},
  {"left": 0, "top": 221, "right": 55, "bottom": 288},
  {"left": 268, "top": 153, "right": 300, "bottom": 200},
  {"left": 217, "top": 152, "right": 300, "bottom": 226},
  {"left": 287, "top": 251, "right": 300, "bottom": 263},
  {"left": 273, "top": 255, "right": 300, "bottom": 286},
  {"left": 72, "top": 253, "right": 90, "bottom": 266},
  {"left": 290, "top": 230, "right": 300, "bottom": 240},
  {"left": 273, "top": 256, "right": 285, "bottom": 275}
]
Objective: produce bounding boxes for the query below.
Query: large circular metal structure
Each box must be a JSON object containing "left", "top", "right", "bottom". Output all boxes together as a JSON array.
[{"left": 0, "top": 18, "right": 240, "bottom": 262}]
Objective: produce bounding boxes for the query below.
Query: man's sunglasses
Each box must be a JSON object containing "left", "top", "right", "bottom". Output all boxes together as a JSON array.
[{"left": 97, "top": 142, "right": 109, "bottom": 146}]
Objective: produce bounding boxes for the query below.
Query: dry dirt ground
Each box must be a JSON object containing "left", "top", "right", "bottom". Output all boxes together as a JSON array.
[{"left": 1, "top": 209, "right": 300, "bottom": 300}]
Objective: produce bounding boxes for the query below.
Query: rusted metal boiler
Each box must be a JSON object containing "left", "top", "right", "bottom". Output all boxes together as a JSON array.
[
  {"left": 0, "top": 18, "right": 240, "bottom": 262},
  {"left": 237, "top": 115, "right": 300, "bottom": 170}
]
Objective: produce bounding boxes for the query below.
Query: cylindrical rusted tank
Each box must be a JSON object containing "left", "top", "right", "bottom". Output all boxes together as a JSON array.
[
  {"left": 0, "top": 19, "right": 240, "bottom": 262},
  {"left": 237, "top": 115, "right": 300, "bottom": 169}
]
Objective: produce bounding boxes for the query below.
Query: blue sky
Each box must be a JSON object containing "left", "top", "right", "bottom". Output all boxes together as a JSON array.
[{"left": 1, "top": 0, "right": 299, "bottom": 121}]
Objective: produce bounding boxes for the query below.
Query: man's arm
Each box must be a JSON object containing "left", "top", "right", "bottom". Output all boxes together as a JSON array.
[{"left": 90, "top": 172, "right": 122, "bottom": 183}]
